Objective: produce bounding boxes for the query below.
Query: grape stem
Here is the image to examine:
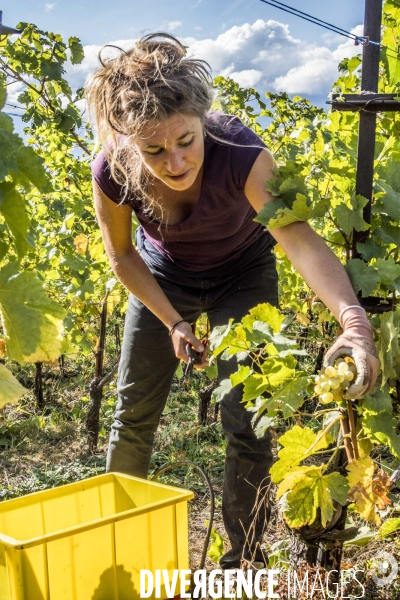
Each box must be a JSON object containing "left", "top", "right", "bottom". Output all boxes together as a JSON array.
[
  {"left": 305, "top": 414, "right": 343, "bottom": 454},
  {"left": 346, "top": 398, "right": 359, "bottom": 460},
  {"left": 340, "top": 416, "right": 354, "bottom": 462}
]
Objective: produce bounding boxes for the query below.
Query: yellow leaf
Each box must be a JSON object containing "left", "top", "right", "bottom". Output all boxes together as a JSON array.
[
  {"left": 347, "top": 457, "right": 381, "bottom": 525},
  {"left": 0, "top": 339, "right": 5, "bottom": 358},
  {"left": 74, "top": 233, "right": 88, "bottom": 255},
  {"left": 296, "top": 313, "right": 310, "bottom": 326},
  {"left": 372, "top": 470, "right": 392, "bottom": 511},
  {"left": 0, "top": 364, "right": 27, "bottom": 410}
]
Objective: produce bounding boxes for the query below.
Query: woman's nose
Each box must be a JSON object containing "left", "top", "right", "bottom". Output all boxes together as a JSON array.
[{"left": 165, "top": 149, "right": 185, "bottom": 174}]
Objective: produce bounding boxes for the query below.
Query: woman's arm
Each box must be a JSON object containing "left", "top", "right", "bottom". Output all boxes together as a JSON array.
[
  {"left": 244, "top": 149, "right": 360, "bottom": 319},
  {"left": 244, "top": 150, "right": 379, "bottom": 396},
  {"left": 93, "top": 180, "right": 206, "bottom": 364}
]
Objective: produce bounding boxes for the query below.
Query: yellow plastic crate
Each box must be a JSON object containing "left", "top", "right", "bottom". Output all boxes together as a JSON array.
[{"left": 0, "top": 472, "right": 194, "bottom": 600}]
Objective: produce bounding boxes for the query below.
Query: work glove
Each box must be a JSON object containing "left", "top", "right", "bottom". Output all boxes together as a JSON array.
[{"left": 324, "top": 306, "right": 380, "bottom": 399}]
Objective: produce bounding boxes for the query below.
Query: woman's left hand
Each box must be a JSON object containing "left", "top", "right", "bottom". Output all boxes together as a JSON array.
[
  {"left": 324, "top": 307, "right": 380, "bottom": 399},
  {"left": 324, "top": 333, "right": 380, "bottom": 399}
]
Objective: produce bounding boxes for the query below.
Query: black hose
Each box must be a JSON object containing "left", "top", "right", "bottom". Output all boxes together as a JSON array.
[{"left": 151, "top": 461, "right": 215, "bottom": 570}]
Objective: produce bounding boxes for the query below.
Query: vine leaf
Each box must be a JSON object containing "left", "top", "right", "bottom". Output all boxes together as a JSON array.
[
  {"left": 270, "top": 425, "right": 330, "bottom": 483},
  {"left": 211, "top": 378, "right": 232, "bottom": 403},
  {"left": 242, "top": 303, "right": 286, "bottom": 334},
  {"left": 68, "top": 37, "right": 85, "bottom": 65},
  {"left": 375, "top": 258, "right": 400, "bottom": 288},
  {"left": 360, "top": 388, "right": 400, "bottom": 458},
  {"left": 230, "top": 365, "right": 251, "bottom": 387},
  {"left": 255, "top": 161, "right": 325, "bottom": 229},
  {"left": 344, "top": 259, "right": 380, "bottom": 297},
  {"left": 0, "top": 262, "right": 66, "bottom": 364},
  {"left": 335, "top": 194, "right": 370, "bottom": 235},
  {"left": 16, "top": 145, "right": 52, "bottom": 192},
  {"left": 207, "top": 526, "right": 225, "bottom": 564},
  {"left": 377, "top": 518, "right": 400, "bottom": 540},
  {"left": 346, "top": 456, "right": 382, "bottom": 525},
  {"left": 376, "top": 311, "right": 400, "bottom": 385},
  {"left": 242, "top": 356, "right": 296, "bottom": 401},
  {"left": 256, "top": 194, "right": 325, "bottom": 230},
  {"left": 372, "top": 470, "right": 392, "bottom": 510},
  {"left": 277, "top": 466, "right": 348, "bottom": 528},
  {"left": 0, "top": 364, "right": 27, "bottom": 410},
  {"left": 0, "top": 184, "right": 30, "bottom": 259},
  {"left": 266, "top": 374, "right": 310, "bottom": 418}
]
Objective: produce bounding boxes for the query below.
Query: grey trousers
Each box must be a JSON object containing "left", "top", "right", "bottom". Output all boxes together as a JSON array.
[{"left": 106, "top": 230, "right": 278, "bottom": 568}]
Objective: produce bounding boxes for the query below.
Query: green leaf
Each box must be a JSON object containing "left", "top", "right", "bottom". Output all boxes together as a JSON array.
[
  {"left": 335, "top": 194, "right": 370, "bottom": 236},
  {"left": 256, "top": 194, "right": 325, "bottom": 230},
  {"left": 211, "top": 378, "right": 232, "bottom": 403},
  {"left": 242, "top": 303, "right": 286, "bottom": 334},
  {"left": 15, "top": 146, "right": 52, "bottom": 192},
  {"left": 362, "top": 388, "right": 394, "bottom": 415},
  {"left": 356, "top": 238, "right": 385, "bottom": 261},
  {"left": 230, "top": 365, "right": 251, "bottom": 387},
  {"left": 375, "top": 258, "right": 400, "bottom": 287},
  {"left": 377, "top": 518, "right": 400, "bottom": 539},
  {"left": 40, "top": 59, "right": 64, "bottom": 81},
  {"left": 362, "top": 410, "right": 400, "bottom": 458},
  {"left": 69, "top": 37, "right": 85, "bottom": 64},
  {"left": 209, "top": 322, "right": 234, "bottom": 356},
  {"left": 374, "top": 180, "right": 400, "bottom": 221},
  {"left": 0, "top": 263, "right": 66, "bottom": 364},
  {"left": 0, "top": 364, "right": 28, "bottom": 410},
  {"left": 361, "top": 386, "right": 400, "bottom": 457},
  {"left": 0, "top": 129, "right": 20, "bottom": 181},
  {"left": 345, "top": 259, "right": 380, "bottom": 297},
  {"left": 376, "top": 311, "right": 399, "bottom": 385},
  {"left": 269, "top": 375, "right": 310, "bottom": 418},
  {"left": 207, "top": 526, "right": 225, "bottom": 564},
  {"left": 0, "top": 183, "right": 30, "bottom": 259},
  {"left": 270, "top": 425, "right": 330, "bottom": 483},
  {"left": 0, "top": 112, "right": 14, "bottom": 133},
  {"left": 252, "top": 411, "right": 276, "bottom": 439},
  {"left": 278, "top": 467, "right": 349, "bottom": 528},
  {"left": 0, "top": 240, "right": 8, "bottom": 262},
  {"left": 0, "top": 85, "right": 6, "bottom": 111},
  {"left": 343, "top": 525, "right": 374, "bottom": 547},
  {"left": 242, "top": 357, "right": 296, "bottom": 401},
  {"left": 375, "top": 224, "right": 400, "bottom": 248}
]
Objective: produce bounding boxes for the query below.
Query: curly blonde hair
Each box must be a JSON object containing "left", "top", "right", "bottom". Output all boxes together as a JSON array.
[{"left": 85, "top": 32, "right": 214, "bottom": 212}]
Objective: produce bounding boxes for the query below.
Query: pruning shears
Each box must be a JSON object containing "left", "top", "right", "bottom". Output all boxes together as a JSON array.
[{"left": 184, "top": 322, "right": 208, "bottom": 379}]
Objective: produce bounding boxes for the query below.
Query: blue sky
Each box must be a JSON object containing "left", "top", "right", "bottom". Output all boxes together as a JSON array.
[{"left": 3, "top": 1, "right": 366, "bottom": 113}]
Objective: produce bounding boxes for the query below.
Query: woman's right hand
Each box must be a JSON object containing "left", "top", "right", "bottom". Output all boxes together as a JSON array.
[{"left": 170, "top": 321, "right": 209, "bottom": 368}]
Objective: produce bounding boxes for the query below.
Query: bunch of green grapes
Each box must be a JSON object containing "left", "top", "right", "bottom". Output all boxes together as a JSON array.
[{"left": 314, "top": 359, "right": 356, "bottom": 404}]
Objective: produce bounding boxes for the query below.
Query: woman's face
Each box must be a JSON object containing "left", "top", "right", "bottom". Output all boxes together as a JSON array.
[{"left": 133, "top": 114, "right": 204, "bottom": 191}]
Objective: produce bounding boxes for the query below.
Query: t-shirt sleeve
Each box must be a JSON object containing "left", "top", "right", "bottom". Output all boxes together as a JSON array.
[
  {"left": 227, "top": 116, "right": 267, "bottom": 190},
  {"left": 91, "top": 149, "right": 127, "bottom": 204}
]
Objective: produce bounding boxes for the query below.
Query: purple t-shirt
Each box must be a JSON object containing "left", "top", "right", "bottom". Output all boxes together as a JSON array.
[{"left": 91, "top": 113, "right": 273, "bottom": 271}]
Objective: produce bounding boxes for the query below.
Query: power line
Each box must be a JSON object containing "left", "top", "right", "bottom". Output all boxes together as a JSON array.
[
  {"left": 259, "top": 0, "right": 395, "bottom": 54},
  {"left": 260, "top": 0, "right": 359, "bottom": 43}
]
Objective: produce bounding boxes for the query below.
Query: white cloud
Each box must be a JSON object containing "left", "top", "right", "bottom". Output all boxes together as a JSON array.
[
  {"left": 45, "top": 3, "right": 56, "bottom": 11},
  {"left": 182, "top": 20, "right": 362, "bottom": 99},
  {"left": 167, "top": 21, "right": 182, "bottom": 31},
  {"left": 195, "top": 27, "right": 202, "bottom": 31},
  {"left": 62, "top": 21, "right": 363, "bottom": 106}
]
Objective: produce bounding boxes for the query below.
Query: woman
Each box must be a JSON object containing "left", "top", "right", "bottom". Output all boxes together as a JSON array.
[{"left": 86, "top": 33, "right": 379, "bottom": 569}]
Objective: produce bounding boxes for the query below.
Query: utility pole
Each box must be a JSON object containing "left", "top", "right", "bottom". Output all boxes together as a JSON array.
[
  {"left": 352, "top": 0, "right": 383, "bottom": 254},
  {"left": 330, "top": 0, "right": 400, "bottom": 312}
]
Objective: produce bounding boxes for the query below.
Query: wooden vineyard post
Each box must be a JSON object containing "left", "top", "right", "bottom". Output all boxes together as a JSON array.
[
  {"left": 86, "top": 292, "right": 120, "bottom": 453},
  {"left": 34, "top": 362, "right": 44, "bottom": 410}
]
